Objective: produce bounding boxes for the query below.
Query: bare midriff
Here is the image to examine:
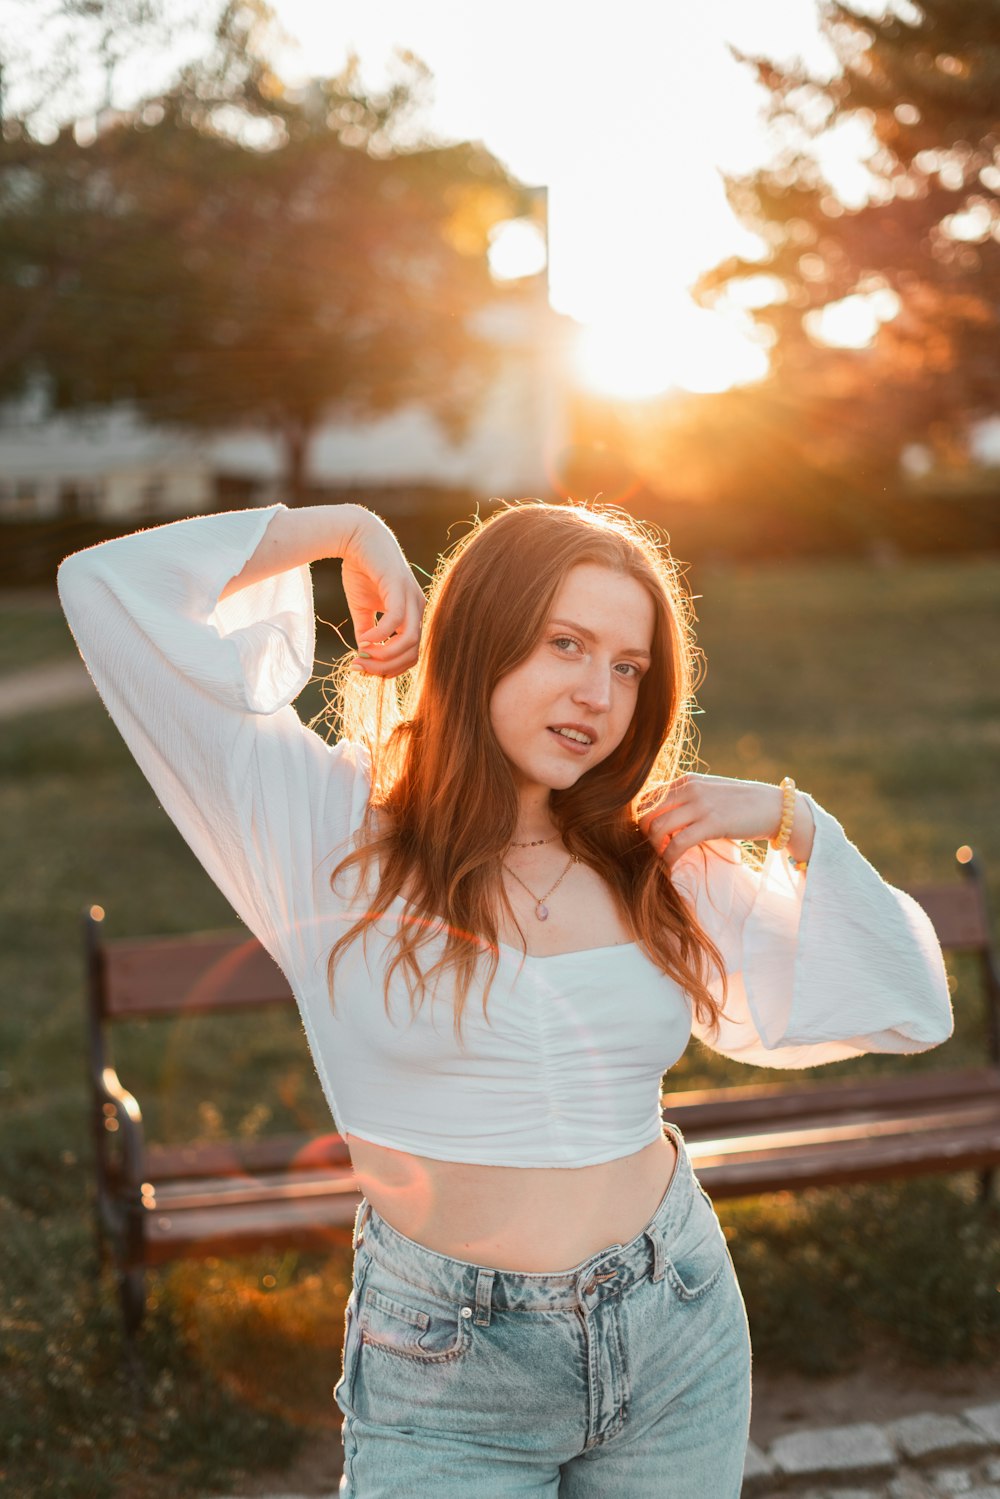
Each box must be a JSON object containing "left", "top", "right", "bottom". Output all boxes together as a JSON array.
[{"left": 344, "top": 1129, "right": 679, "bottom": 1272}]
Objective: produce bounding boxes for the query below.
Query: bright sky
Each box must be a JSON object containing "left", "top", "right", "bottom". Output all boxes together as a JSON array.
[
  {"left": 2, "top": 0, "right": 886, "bottom": 398},
  {"left": 263, "top": 0, "right": 880, "bottom": 397},
  {"left": 267, "top": 0, "right": 832, "bottom": 316}
]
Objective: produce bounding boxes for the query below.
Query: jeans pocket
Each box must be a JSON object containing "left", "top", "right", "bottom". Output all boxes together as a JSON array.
[
  {"left": 334, "top": 1297, "right": 363, "bottom": 1416},
  {"left": 665, "top": 1191, "right": 730, "bottom": 1303},
  {"left": 359, "top": 1281, "right": 473, "bottom": 1365}
]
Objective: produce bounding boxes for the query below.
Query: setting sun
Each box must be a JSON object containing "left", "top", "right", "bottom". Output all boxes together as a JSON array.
[{"left": 574, "top": 300, "right": 769, "bottom": 400}]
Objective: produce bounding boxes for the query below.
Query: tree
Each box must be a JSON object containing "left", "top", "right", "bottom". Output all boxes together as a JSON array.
[
  {"left": 697, "top": 0, "right": 1000, "bottom": 474},
  {"left": 0, "top": 0, "right": 203, "bottom": 135},
  {"left": 0, "top": 2, "right": 183, "bottom": 386},
  {"left": 0, "top": 2, "right": 531, "bottom": 498}
]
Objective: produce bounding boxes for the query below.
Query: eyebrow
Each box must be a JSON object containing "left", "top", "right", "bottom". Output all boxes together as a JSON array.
[{"left": 548, "top": 617, "right": 652, "bottom": 661}]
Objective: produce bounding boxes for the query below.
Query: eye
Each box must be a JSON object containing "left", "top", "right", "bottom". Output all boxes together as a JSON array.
[
  {"left": 550, "top": 635, "right": 583, "bottom": 654},
  {"left": 614, "top": 661, "right": 643, "bottom": 680}
]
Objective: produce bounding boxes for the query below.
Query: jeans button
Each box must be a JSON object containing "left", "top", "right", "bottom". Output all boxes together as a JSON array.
[{"left": 460, "top": 1306, "right": 473, "bottom": 1319}]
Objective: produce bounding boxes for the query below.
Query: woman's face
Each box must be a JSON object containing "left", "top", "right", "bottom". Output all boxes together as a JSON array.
[{"left": 489, "top": 562, "right": 655, "bottom": 796}]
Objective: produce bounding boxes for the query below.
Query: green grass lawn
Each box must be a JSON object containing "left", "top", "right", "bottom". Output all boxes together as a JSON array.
[
  {"left": 2, "top": 552, "right": 999, "bottom": 1498},
  {"left": 0, "top": 591, "right": 79, "bottom": 675}
]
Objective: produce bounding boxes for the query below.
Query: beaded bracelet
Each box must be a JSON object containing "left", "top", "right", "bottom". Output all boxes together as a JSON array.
[
  {"left": 769, "top": 775, "right": 796, "bottom": 852},
  {"left": 788, "top": 855, "right": 809, "bottom": 875}
]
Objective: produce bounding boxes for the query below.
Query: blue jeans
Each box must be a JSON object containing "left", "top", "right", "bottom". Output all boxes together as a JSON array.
[{"left": 334, "top": 1122, "right": 752, "bottom": 1496}]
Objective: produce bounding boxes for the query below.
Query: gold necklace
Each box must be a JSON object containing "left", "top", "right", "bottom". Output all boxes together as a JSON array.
[
  {"left": 509, "top": 832, "right": 560, "bottom": 849},
  {"left": 503, "top": 854, "right": 578, "bottom": 922}
]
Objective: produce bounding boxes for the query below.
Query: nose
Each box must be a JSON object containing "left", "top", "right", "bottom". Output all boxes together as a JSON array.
[{"left": 572, "top": 661, "right": 612, "bottom": 714}]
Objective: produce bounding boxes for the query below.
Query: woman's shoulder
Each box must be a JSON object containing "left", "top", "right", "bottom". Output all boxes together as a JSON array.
[{"left": 325, "top": 734, "right": 373, "bottom": 778}]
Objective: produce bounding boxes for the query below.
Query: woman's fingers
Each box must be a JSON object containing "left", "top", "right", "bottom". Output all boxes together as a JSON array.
[
  {"left": 343, "top": 516, "right": 426, "bottom": 652},
  {"left": 639, "top": 783, "right": 690, "bottom": 839},
  {"left": 352, "top": 590, "right": 424, "bottom": 677},
  {"left": 657, "top": 824, "right": 710, "bottom": 868},
  {"left": 651, "top": 817, "right": 683, "bottom": 859},
  {"left": 357, "top": 642, "right": 418, "bottom": 675},
  {"left": 641, "top": 812, "right": 683, "bottom": 860},
  {"left": 639, "top": 779, "right": 704, "bottom": 861},
  {"left": 642, "top": 807, "right": 710, "bottom": 865},
  {"left": 639, "top": 806, "right": 667, "bottom": 839},
  {"left": 352, "top": 579, "right": 423, "bottom": 643},
  {"left": 641, "top": 774, "right": 787, "bottom": 855},
  {"left": 358, "top": 602, "right": 407, "bottom": 645}
]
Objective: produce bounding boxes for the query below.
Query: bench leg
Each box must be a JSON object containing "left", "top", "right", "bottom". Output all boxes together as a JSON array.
[
  {"left": 94, "top": 1211, "right": 107, "bottom": 1278},
  {"left": 118, "top": 1266, "right": 148, "bottom": 1392},
  {"left": 119, "top": 1266, "right": 145, "bottom": 1342}
]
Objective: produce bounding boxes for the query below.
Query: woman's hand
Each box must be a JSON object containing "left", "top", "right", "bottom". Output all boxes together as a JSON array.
[
  {"left": 342, "top": 510, "right": 426, "bottom": 678},
  {"left": 638, "top": 773, "right": 815, "bottom": 868}
]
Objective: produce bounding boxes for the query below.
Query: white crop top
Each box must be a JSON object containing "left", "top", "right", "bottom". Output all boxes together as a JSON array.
[{"left": 56, "top": 504, "right": 954, "bottom": 1168}]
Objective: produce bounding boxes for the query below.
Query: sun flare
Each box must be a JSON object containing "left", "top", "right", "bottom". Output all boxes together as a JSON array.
[{"left": 574, "top": 301, "right": 769, "bottom": 400}]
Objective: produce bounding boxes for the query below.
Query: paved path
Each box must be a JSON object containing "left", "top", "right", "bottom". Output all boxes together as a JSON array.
[
  {"left": 201, "top": 1404, "right": 1000, "bottom": 1499},
  {"left": 0, "top": 658, "right": 93, "bottom": 720},
  {"left": 741, "top": 1401, "right": 1000, "bottom": 1497}
]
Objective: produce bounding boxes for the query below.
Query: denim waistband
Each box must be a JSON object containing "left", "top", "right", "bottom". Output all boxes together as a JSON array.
[{"left": 350, "top": 1121, "right": 702, "bottom": 1320}]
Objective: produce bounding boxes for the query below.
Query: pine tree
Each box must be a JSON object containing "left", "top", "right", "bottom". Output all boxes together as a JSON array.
[{"left": 698, "top": 0, "right": 1000, "bottom": 473}]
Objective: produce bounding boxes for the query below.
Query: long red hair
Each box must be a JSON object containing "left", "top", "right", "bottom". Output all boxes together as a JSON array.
[{"left": 323, "top": 500, "right": 726, "bottom": 1038}]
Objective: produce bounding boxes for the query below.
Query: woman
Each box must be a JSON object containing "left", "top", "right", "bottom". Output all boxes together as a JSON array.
[{"left": 58, "top": 497, "right": 952, "bottom": 1498}]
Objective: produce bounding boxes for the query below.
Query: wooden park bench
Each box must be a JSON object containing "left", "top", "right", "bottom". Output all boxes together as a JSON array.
[
  {"left": 666, "top": 846, "right": 1000, "bottom": 1198},
  {"left": 84, "top": 846, "right": 999, "bottom": 1344}
]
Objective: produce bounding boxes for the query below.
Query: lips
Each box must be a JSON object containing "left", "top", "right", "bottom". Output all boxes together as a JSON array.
[{"left": 548, "top": 724, "right": 595, "bottom": 753}]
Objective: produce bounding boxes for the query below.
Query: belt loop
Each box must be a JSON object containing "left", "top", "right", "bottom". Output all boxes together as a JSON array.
[
  {"left": 473, "top": 1268, "right": 495, "bottom": 1327},
  {"left": 352, "top": 1198, "right": 371, "bottom": 1251}
]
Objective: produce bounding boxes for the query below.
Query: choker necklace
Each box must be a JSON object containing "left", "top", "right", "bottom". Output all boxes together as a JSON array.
[
  {"left": 503, "top": 853, "right": 578, "bottom": 922},
  {"left": 509, "top": 832, "right": 560, "bottom": 849}
]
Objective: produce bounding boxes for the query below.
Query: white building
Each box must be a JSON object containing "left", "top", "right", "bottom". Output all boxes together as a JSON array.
[
  {"left": 0, "top": 405, "right": 218, "bottom": 520},
  {"left": 0, "top": 270, "right": 577, "bottom": 522}
]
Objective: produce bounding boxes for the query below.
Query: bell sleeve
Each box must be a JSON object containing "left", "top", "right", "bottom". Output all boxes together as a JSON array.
[
  {"left": 671, "top": 794, "right": 954, "bottom": 1069},
  {"left": 56, "top": 504, "right": 371, "bottom": 986}
]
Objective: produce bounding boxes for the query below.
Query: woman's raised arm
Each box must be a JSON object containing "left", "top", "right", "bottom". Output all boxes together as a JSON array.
[
  {"left": 221, "top": 503, "right": 425, "bottom": 676},
  {"left": 56, "top": 502, "right": 420, "bottom": 986}
]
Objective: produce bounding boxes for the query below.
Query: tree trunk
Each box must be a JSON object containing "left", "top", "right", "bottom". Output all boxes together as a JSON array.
[{"left": 280, "top": 421, "right": 313, "bottom": 506}]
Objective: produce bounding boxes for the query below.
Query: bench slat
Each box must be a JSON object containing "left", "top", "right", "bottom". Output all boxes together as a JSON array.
[
  {"left": 104, "top": 933, "right": 291, "bottom": 1016},
  {"left": 662, "top": 1067, "right": 1000, "bottom": 1133},
  {"left": 133, "top": 1109, "right": 1000, "bottom": 1260},
  {"left": 673, "top": 1097, "right": 998, "bottom": 1142},
  {"left": 142, "top": 1101, "right": 1000, "bottom": 1214},
  {"left": 905, "top": 883, "right": 990, "bottom": 950},
  {"left": 694, "top": 1118, "right": 1000, "bottom": 1197},
  {"left": 100, "top": 871, "right": 991, "bottom": 1017},
  {"left": 144, "top": 1133, "right": 350, "bottom": 1181},
  {"left": 138, "top": 1103, "right": 1000, "bottom": 1217},
  {"left": 151, "top": 1168, "right": 359, "bottom": 1213},
  {"left": 140, "top": 1193, "right": 360, "bottom": 1264},
  {"left": 678, "top": 1099, "right": 1000, "bottom": 1154}
]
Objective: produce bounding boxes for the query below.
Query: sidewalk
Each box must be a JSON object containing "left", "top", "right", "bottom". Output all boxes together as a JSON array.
[
  {"left": 200, "top": 1403, "right": 1000, "bottom": 1499},
  {"left": 741, "top": 1402, "right": 1000, "bottom": 1497},
  {"left": 0, "top": 658, "right": 93, "bottom": 719}
]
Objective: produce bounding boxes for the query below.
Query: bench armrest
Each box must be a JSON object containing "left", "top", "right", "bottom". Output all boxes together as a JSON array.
[
  {"left": 84, "top": 908, "right": 147, "bottom": 1207},
  {"left": 92, "top": 1063, "right": 147, "bottom": 1199}
]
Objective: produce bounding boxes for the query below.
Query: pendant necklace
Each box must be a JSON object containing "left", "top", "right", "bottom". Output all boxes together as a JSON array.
[{"left": 503, "top": 853, "right": 578, "bottom": 922}]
